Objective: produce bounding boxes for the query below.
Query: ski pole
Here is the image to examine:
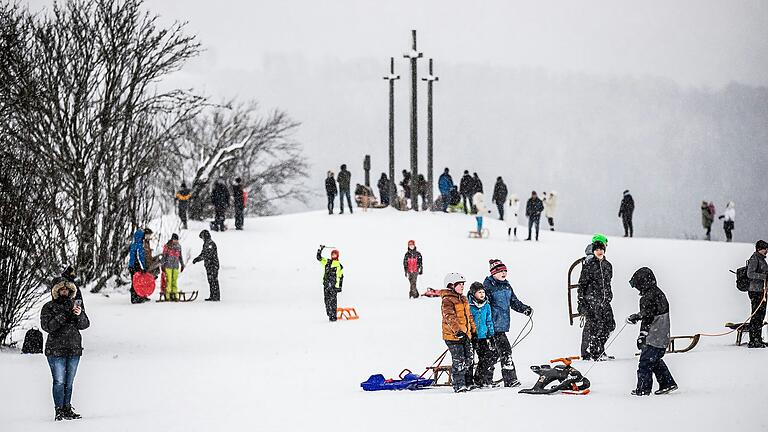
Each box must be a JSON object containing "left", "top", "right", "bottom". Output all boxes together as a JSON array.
[{"left": 583, "top": 321, "right": 629, "bottom": 377}]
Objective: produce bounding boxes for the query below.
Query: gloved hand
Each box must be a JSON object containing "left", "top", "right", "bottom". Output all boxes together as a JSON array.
[
  {"left": 419, "top": 270, "right": 423, "bottom": 275},
  {"left": 192, "top": 257, "right": 200, "bottom": 264},
  {"left": 637, "top": 332, "right": 647, "bottom": 350},
  {"left": 626, "top": 313, "right": 641, "bottom": 325},
  {"left": 523, "top": 306, "right": 533, "bottom": 316},
  {"left": 486, "top": 338, "right": 497, "bottom": 352},
  {"left": 404, "top": 272, "right": 408, "bottom": 278},
  {"left": 456, "top": 331, "right": 467, "bottom": 341}
]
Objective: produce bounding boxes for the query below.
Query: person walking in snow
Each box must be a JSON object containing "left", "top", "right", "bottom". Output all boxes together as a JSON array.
[
  {"left": 701, "top": 201, "right": 715, "bottom": 240},
  {"left": 718, "top": 201, "right": 735, "bottom": 242},
  {"left": 40, "top": 280, "right": 90, "bottom": 421},
  {"left": 192, "top": 230, "right": 220, "bottom": 301},
  {"left": 618, "top": 190, "right": 635, "bottom": 237},
  {"left": 377, "top": 173, "right": 390, "bottom": 207},
  {"left": 484, "top": 259, "right": 532, "bottom": 387},
  {"left": 403, "top": 240, "right": 423, "bottom": 299},
  {"left": 492, "top": 177, "right": 508, "bottom": 220},
  {"left": 626, "top": 267, "right": 678, "bottom": 395},
  {"left": 161, "top": 233, "right": 185, "bottom": 302},
  {"left": 472, "top": 191, "right": 490, "bottom": 235},
  {"left": 505, "top": 195, "right": 521, "bottom": 240},
  {"left": 325, "top": 171, "right": 337, "bottom": 215},
  {"left": 459, "top": 170, "right": 474, "bottom": 214},
  {"left": 211, "top": 176, "right": 231, "bottom": 232},
  {"left": 577, "top": 240, "right": 616, "bottom": 361},
  {"left": 543, "top": 190, "right": 557, "bottom": 231},
  {"left": 745, "top": 240, "right": 768, "bottom": 348},
  {"left": 337, "top": 164, "right": 353, "bottom": 214},
  {"left": 317, "top": 245, "right": 344, "bottom": 322},
  {"left": 175, "top": 182, "right": 191, "bottom": 230},
  {"left": 467, "top": 282, "right": 496, "bottom": 387},
  {"left": 440, "top": 272, "right": 475, "bottom": 392},
  {"left": 232, "top": 177, "right": 246, "bottom": 230},
  {"left": 438, "top": 168, "right": 454, "bottom": 212},
  {"left": 525, "top": 191, "right": 544, "bottom": 241}
]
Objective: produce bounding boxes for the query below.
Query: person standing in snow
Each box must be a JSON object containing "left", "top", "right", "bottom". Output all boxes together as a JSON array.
[
  {"left": 377, "top": 173, "right": 390, "bottom": 207},
  {"left": 128, "top": 230, "right": 149, "bottom": 304},
  {"left": 745, "top": 240, "right": 768, "bottom": 348},
  {"left": 50, "top": 266, "right": 84, "bottom": 306},
  {"left": 467, "top": 282, "right": 496, "bottom": 387},
  {"left": 701, "top": 201, "right": 715, "bottom": 240},
  {"left": 192, "top": 230, "right": 220, "bottom": 301},
  {"left": 525, "top": 191, "right": 544, "bottom": 241},
  {"left": 484, "top": 259, "right": 532, "bottom": 387},
  {"left": 317, "top": 245, "right": 344, "bottom": 322},
  {"left": 472, "top": 172, "right": 483, "bottom": 194},
  {"left": 40, "top": 280, "right": 90, "bottom": 421},
  {"left": 400, "top": 169, "right": 412, "bottom": 207},
  {"left": 402, "top": 240, "right": 423, "bottom": 299},
  {"left": 459, "top": 170, "right": 474, "bottom": 214},
  {"left": 337, "top": 164, "right": 353, "bottom": 214},
  {"left": 492, "top": 177, "right": 508, "bottom": 220},
  {"left": 505, "top": 195, "right": 521, "bottom": 240},
  {"left": 718, "top": 201, "right": 735, "bottom": 242},
  {"left": 325, "top": 171, "right": 337, "bottom": 215},
  {"left": 438, "top": 168, "right": 454, "bottom": 212},
  {"left": 232, "top": 177, "right": 246, "bottom": 230},
  {"left": 473, "top": 191, "right": 490, "bottom": 235},
  {"left": 211, "top": 177, "right": 231, "bottom": 231},
  {"left": 440, "top": 272, "right": 476, "bottom": 392},
  {"left": 175, "top": 182, "right": 191, "bottom": 230},
  {"left": 543, "top": 190, "right": 557, "bottom": 231},
  {"left": 161, "top": 233, "right": 185, "bottom": 302},
  {"left": 577, "top": 240, "right": 616, "bottom": 361},
  {"left": 626, "top": 267, "right": 678, "bottom": 395},
  {"left": 618, "top": 190, "right": 635, "bottom": 237}
]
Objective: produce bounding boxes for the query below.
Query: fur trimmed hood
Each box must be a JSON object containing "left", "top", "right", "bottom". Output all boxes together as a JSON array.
[{"left": 51, "top": 281, "right": 77, "bottom": 300}]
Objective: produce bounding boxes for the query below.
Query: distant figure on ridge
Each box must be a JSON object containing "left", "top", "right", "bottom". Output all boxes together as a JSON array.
[
  {"left": 618, "top": 190, "right": 635, "bottom": 238},
  {"left": 525, "top": 191, "right": 544, "bottom": 241},
  {"left": 377, "top": 173, "right": 390, "bottom": 207},
  {"left": 325, "top": 171, "right": 337, "bottom": 215},
  {"left": 459, "top": 170, "right": 474, "bottom": 214},
  {"left": 175, "top": 182, "right": 191, "bottom": 230},
  {"left": 701, "top": 200, "right": 715, "bottom": 241},
  {"left": 438, "top": 168, "right": 454, "bottom": 213},
  {"left": 492, "top": 177, "right": 508, "bottom": 221},
  {"left": 337, "top": 164, "right": 353, "bottom": 214},
  {"left": 543, "top": 190, "right": 557, "bottom": 231},
  {"left": 718, "top": 201, "right": 735, "bottom": 242}
]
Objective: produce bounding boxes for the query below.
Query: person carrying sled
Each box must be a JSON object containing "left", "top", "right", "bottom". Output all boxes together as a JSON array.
[
  {"left": 403, "top": 240, "right": 423, "bottom": 299},
  {"left": 718, "top": 201, "right": 735, "bottom": 242},
  {"left": 192, "top": 230, "right": 220, "bottom": 301},
  {"left": 175, "top": 183, "right": 191, "bottom": 229},
  {"left": 440, "top": 272, "right": 476, "bottom": 392},
  {"left": 577, "top": 240, "right": 616, "bottom": 361},
  {"left": 128, "top": 230, "right": 150, "bottom": 304},
  {"left": 745, "top": 240, "right": 768, "bottom": 348},
  {"left": 618, "top": 190, "right": 635, "bottom": 237},
  {"left": 211, "top": 176, "right": 231, "bottom": 231},
  {"left": 505, "top": 195, "right": 520, "bottom": 240},
  {"left": 41, "top": 280, "right": 90, "bottom": 421},
  {"left": 701, "top": 200, "right": 715, "bottom": 241},
  {"left": 325, "top": 171, "right": 337, "bottom": 215},
  {"left": 317, "top": 245, "right": 344, "bottom": 322},
  {"left": 232, "top": 177, "right": 246, "bottom": 230},
  {"left": 626, "top": 267, "right": 678, "bottom": 395},
  {"left": 484, "top": 259, "right": 532, "bottom": 387},
  {"left": 467, "top": 282, "right": 496, "bottom": 387},
  {"left": 161, "top": 233, "right": 186, "bottom": 301}
]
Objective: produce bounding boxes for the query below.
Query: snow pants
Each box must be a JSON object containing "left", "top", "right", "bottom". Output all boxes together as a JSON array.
[
  {"left": 407, "top": 272, "right": 419, "bottom": 298},
  {"left": 622, "top": 213, "right": 634, "bottom": 237},
  {"left": 339, "top": 188, "right": 353, "bottom": 214},
  {"left": 324, "top": 286, "right": 338, "bottom": 321},
  {"left": 445, "top": 339, "right": 474, "bottom": 390},
  {"left": 580, "top": 305, "right": 615, "bottom": 359},
  {"left": 724, "top": 220, "right": 734, "bottom": 242},
  {"left": 496, "top": 203, "right": 504, "bottom": 220},
  {"left": 47, "top": 355, "right": 80, "bottom": 408},
  {"left": 165, "top": 268, "right": 180, "bottom": 300},
  {"left": 492, "top": 332, "right": 518, "bottom": 386},
  {"left": 748, "top": 290, "right": 767, "bottom": 343},
  {"left": 234, "top": 207, "right": 244, "bottom": 230},
  {"left": 206, "top": 266, "right": 220, "bottom": 301},
  {"left": 476, "top": 216, "right": 484, "bottom": 233},
  {"left": 440, "top": 193, "right": 449, "bottom": 212},
  {"left": 179, "top": 204, "right": 188, "bottom": 229},
  {"left": 473, "top": 338, "right": 496, "bottom": 386},
  {"left": 636, "top": 345, "right": 676, "bottom": 393}
]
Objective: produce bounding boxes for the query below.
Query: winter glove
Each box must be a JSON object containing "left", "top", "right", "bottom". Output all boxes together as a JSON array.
[
  {"left": 419, "top": 270, "right": 423, "bottom": 275},
  {"left": 455, "top": 331, "right": 467, "bottom": 341},
  {"left": 192, "top": 257, "right": 200, "bottom": 264},
  {"left": 523, "top": 306, "right": 533, "bottom": 317},
  {"left": 626, "top": 314, "right": 641, "bottom": 325},
  {"left": 718, "top": 215, "right": 724, "bottom": 220},
  {"left": 637, "top": 332, "right": 647, "bottom": 350}
]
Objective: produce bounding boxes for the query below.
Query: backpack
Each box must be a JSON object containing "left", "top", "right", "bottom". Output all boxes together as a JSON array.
[
  {"left": 735, "top": 261, "right": 750, "bottom": 292},
  {"left": 21, "top": 328, "right": 44, "bottom": 354}
]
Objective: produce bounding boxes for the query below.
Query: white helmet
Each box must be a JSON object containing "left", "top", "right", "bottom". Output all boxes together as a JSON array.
[{"left": 443, "top": 272, "right": 466, "bottom": 288}]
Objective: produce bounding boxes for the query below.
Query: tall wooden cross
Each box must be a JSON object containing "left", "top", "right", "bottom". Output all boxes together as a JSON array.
[
  {"left": 403, "top": 30, "right": 423, "bottom": 211},
  {"left": 422, "top": 58, "right": 439, "bottom": 206},
  {"left": 382, "top": 57, "right": 400, "bottom": 204}
]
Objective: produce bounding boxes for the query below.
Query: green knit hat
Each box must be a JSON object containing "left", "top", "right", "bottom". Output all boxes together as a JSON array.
[{"left": 592, "top": 233, "right": 608, "bottom": 245}]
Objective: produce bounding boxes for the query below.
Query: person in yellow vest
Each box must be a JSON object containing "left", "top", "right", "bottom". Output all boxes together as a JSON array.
[
  {"left": 317, "top": 245, "right": 344, "bottom": 322},
  {"left": 175, "top": 183, "right": 192, "bottom": 229}
]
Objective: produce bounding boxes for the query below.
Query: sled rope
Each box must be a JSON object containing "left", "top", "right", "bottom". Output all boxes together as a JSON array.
[
  {"left": 510, "top": 313, "right": 534, "bottom": 349},
  {"left": 697, "top": 284, "right": 766, "bottom": 338},
  {"left": 583, "top": 321, "right": 629, "bottom": 378}
]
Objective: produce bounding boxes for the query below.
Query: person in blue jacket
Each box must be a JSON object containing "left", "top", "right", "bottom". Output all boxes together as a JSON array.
[
  {"left": 127, "top": 230, "right": 147, "bottom": 304},
  {"left": 468, "top": 282, "right": 496, "bottom": 387},
  {"left": 438, "top": 168, "right": 454, "bottom": 212},
  {"left": 483, "top": 259, "right": 532, "bottom": 387}
]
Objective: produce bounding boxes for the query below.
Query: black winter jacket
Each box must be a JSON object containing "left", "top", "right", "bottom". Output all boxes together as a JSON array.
[
  {"left": 193, "top": 238, "right": 219, "bottom": 270},
  {"left": 619, "top": 194, "right": 635, "bottom": 217},
  {"left": 459, "top": 174, "right": 474, "bottom": 195},
  {"left": 40, "top": 284, "right": 90, "bottom": 357},
  {"left": 629, "top": 267, "right": 671, "bottom": 349},
  {"left": 337, "top": 169, "right": 351, "bottom": 190},
  {"left": 525, "top": 197, "right": 544, "bottom": 218},
  {"left": 325, "top": 177, "right": 337, "bottom": 196},
  {"left": 577, "top": 256, "right": 614, "bottom": 316},
  {"left": 492, "top": 181, "right": 507, "bottom": 204},
  {"left": 211, "top": 182, "right": 231, "bottom": 208},
  {"left": 232, "top": 183, "right": 245, "bottom": 210}
]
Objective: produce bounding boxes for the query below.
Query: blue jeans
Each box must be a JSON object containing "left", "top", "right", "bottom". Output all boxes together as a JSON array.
[
  {"left": 636, "top": 345, "right": 675, "bottom": 393},
  {"left": 476, "top": 216, "right": 483, "bottom": 232},
  {"left": 440, "top": 193, "right": 449, "bottom": 211},
  {"left": 47, "top": 355, "right": 80, "bottom": 408}
]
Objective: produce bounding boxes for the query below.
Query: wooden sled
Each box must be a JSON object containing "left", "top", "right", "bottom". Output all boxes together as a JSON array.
[
  {"left": 468, "top": 228, "right": 490, "bottom": 239},
  {"left": 157, "top": 291, "right": 199, "bottom": 302},
  {"left": 666, "top": 334, "right": 700, "bottom": 353},
  {"left": 420, "top": 349, "right": 453, "bottom": 387},
  {"left": 725, "top": 321, "right": 768, "bottom": 346},
  {"left": 336, "top": 307, "right": 359, "bottom": 320},
  {"left": 567, "top": 258, "right": 582, "bottom": 326}
]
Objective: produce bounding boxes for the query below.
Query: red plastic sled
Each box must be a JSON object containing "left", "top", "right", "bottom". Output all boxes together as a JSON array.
[{"left": 132, "top": 272, "right": 156, "bottom": 297}]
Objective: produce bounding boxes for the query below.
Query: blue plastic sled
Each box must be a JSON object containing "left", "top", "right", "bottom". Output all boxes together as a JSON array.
[{"left": 361, "top": 372, "right": 434, "bottom": 391}]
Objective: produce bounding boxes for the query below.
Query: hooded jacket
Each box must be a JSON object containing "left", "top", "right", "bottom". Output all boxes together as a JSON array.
[
  {"left": 468, "top": 294, "right": 494, "bottom": 339},
  {"left": 40, "top": 281, "right": 90, "bottom": 357},
  {"left": 629, "top": 267, "right": 670, "bottom": 349},
  {"left": 525, "top": 196, "right": 544, "bottom": 218},
  {"left": 128, "top": 230, "right": 146, "bottom": 271},
  {"left": 746, "top": 251, "right": 768, "bottom": 292},
  {"left": 438, "top": 172, "right": 454, "bottom": 195},
  {"left": 483, "top": 275, "right": 529, "bottom": 333},
  {"left": 619, "top": 193, "right": 635, "bottom": 217},
  {"left": 473, "top": 192, "right": 489, "bottom": 215},
  {"left": 492, "top": 180, "right": 508, "bottom": 204},
  {"left": 440, "top": 288, "right": 476, "bottom": 341},
  {"left": 403, "top": 248, "right": 423, "bottom": 274},
  {"left": 193, "top": 231, "right": 219, "bottom": 269},
  {"left": 544, "top": 192, "right": 557, "bottom": 218}
]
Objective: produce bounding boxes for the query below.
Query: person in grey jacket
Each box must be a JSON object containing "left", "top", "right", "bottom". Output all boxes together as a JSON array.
[
  {"left": 746, "top": 240, "right": 768, "bottom": 348},
  {"left": 627, "top": 267, "right": 677, "bottom": 396}
]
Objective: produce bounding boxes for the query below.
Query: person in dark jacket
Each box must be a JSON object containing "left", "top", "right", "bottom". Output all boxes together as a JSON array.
[
  {"left": 416, "top": 174, "right": 428, "bottom": 209},
  {"left": 459, "top": 170, "right": 474, "bottom": 214},
  {"left": 175, "top": 183, "right": 191, "bottom": 229},
  {"left": 325, "top": 171, "right": 337, "bottom": 215},
  {"left": 448, "top": 185, "right": 461, "bottom": 208},
  {"left": 232, "top": 177, "right": 246, "bottom": 230},
  {"left": 211, "top": 177, "right": 231, "bottom": 231},
  {"left": 400, "top": 169, "right": 412, "bottom": 201},
  {"left": 619, "top": 190, "right": 635, "bottom": 237},
  {"left": 745, "top": 240, "right": 768, "bottom": 348},
  {"left": 128, "top": 230, "right": 149, "bottom": 304},
  {"left": 492, "top": 177, "right": 508, "bottom": 220},
  {"left": 468, "top": 282, "right": 496, "bottom": 387},
  {"left": 578, "top": 240, "right": 616, "bottom": 361},
  {"left": 317, "top": 245, "right": 344, "bottom": 321},
  {"left": 337, "top": 164, "right": 353, "bottom": 214},
  {"left": 438, "top": 168, "right": 453, "bottom": 212},
  {"left": 483, "top": 259, "right": 532, "bottom": 387},
  {"left": 525, "top": 191, "right": 544, "bottom": 241},
  {"left": 377, "top": 173, "right": 390, "bottom": 207},
  {"left": 627, "top": 267, "right": 677, "bottom": 395},
  {"left": 192, "top": 230, "right": 220, "bottom": 301},
  {"left": 403, "top": 240, "right": 423, "bottom": 299},
  {"left": 473, "top": 172, "right": 483, "bottom": 194},
  {"left": 50, "top": 266, "right": 83, "bottom": 306},
  {"left": 40, "top": 281, "right": 90, "bottom": 421},
  {"left": 701, "top": 201, "right": 715, "bottom": 241}
]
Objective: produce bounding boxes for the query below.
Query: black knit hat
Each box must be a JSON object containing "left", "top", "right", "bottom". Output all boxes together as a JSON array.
[
  {"left": 757, "top": 240, "right": 768, "bottom": 251},
  {"left": 468, "top": 282, "right": 485, "bottom": 300},
  {"left": 171, "top": 233, "right": 179, "bottom": 241}
]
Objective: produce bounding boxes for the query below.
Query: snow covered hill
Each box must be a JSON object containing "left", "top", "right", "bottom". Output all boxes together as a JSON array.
[{"left": 1, "top": 209, "right": 763, "bottom": 431}]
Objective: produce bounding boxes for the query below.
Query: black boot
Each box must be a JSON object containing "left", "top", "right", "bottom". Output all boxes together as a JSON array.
[
  {"left": 64, "top": 405, "right": 81, "bottom": 419},
  {"left": 55, "top": 407, "right": 65, "bottom": 421}
]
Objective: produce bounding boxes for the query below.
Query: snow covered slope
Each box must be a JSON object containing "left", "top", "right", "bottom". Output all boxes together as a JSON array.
[{"left": 1, "top": 209, "right": 763, "bottom": 431}]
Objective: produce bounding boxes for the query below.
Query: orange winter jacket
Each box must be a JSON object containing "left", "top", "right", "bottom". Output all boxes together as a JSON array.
[{"left": 440, "top": 289, "right": 476, "bottom": 341}]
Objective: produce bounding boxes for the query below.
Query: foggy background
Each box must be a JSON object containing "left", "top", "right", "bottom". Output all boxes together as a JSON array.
[{"left": 29, "top": 0, "right": 768, "bottom": 241}]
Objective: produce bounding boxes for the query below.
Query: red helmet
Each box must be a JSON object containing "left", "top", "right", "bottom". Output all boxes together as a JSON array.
[{"left": 331, "top": 249, "right": 340, "bottom": 260}]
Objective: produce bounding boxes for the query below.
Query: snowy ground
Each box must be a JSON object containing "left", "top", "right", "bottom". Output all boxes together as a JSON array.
[{"left": 1, "top": 209, "right": 763, "bottom": 431}]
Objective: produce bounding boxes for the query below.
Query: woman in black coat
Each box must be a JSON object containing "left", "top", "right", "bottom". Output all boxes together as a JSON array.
[{"left": 40, "top": 281, "right": 90, "bottom": 421}]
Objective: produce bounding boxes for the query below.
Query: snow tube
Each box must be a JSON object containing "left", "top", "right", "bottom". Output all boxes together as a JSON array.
[
  {"left": 360, "top": 373, "right": 434, "bottom": 391},
  {"left": 132, "top": 272, "right": 156, "bottom": 297}
]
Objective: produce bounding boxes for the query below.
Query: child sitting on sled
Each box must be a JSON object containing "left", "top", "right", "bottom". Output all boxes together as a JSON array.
[
  {"left": 440, "top": 272, "right": 476, "bottom": 393},
  {"left": 468, "top": 282, "right": 497, "bottom": 387}
]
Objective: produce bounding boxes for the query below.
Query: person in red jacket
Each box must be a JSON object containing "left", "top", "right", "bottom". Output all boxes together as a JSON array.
[{"left": 403, "top": 240, "right": 423, "bottom": 299}]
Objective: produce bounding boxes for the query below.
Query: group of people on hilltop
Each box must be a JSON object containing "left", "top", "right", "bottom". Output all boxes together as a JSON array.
[
  {"left": 174, "top": 175, "right": 247, "bottom": 232},
  {"left": 701, "top": 200, "right": 736, "bottom": 242}
]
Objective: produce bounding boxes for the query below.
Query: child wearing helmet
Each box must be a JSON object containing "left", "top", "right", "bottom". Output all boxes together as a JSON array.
[
  {"left": 440, "top": 272, "right": 476, "bottom": 392},
  {"left": 317, "top": 245, "right": 344, "bottom": 322},
  {"left": 403, "top": 240, "right": 423, "bottom": 299}
]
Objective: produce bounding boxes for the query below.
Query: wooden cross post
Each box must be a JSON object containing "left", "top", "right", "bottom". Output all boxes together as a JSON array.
[
  {"left": 422, "top": 58, "right": 439, "bottom": 207},
  {"left": 403, "top": 30, "right": 423, "bottom": 211},
  {"left": 382, "top": 57, "right": 400, "bottom": 205}
]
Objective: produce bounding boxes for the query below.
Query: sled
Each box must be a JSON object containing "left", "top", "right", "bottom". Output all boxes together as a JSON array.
[
  {"left": 361, "top": 369, "right": 434, "bottom": 391},
  {"left": 468, "top": 228, "right": 490, "bottom": 239},
  {"left": 519, "top": 356, "right": 590, "bottom": 395},
  {"left": 336, "top": 307, "right": 359, "bottom": 320},
  {"left": 132, "top": 272, "right": 156, "bottom": 297},
  {"left": 567, "top": 258, "right": 582, "bottom": 326},
  {"left": 725, "top": 321, "right": 768, "bottom": 346},
  {"left": 157, "top": 291, "right": 199, "bottom": 302},
  {"left": 666, "top": 334, "right": 700, "bottom": 353},
  {"left": 421, "top": 288, "right": 441, "bottom": 298},
  {"left": 418, "top": 349, "right": 453, "bottom": 387}
]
